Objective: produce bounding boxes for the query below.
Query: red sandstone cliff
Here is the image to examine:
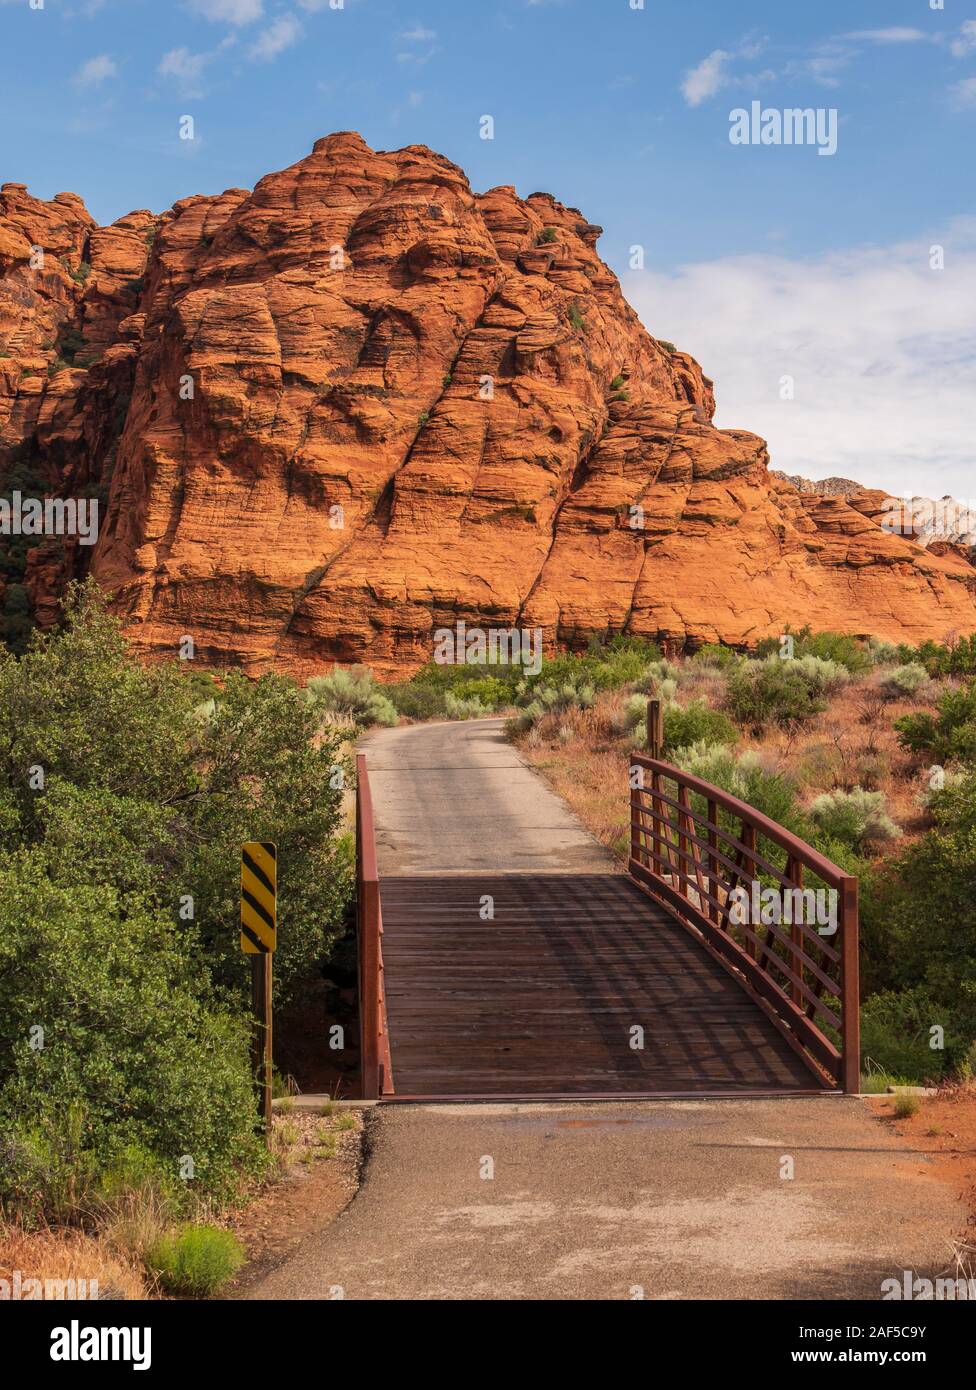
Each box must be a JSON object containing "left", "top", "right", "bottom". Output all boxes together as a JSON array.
[{"left": 2, "top": 133, "right": 974, "bottom": 676}]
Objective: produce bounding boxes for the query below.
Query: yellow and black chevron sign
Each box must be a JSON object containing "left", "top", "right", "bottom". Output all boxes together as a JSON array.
[{"left": 240, "top": 841, "right": 277, "bottom": 954}]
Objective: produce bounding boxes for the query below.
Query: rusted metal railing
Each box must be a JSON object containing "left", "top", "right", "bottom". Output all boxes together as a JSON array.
[
  {"left": 356, "top": 753, "right": 394, "bottom": 1099},
  {"left": 628, "top": 704, "right": 860, "bottom": 1093}
]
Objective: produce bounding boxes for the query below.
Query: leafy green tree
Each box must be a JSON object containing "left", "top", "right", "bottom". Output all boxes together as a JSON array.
[
  {"left": 881, "top": 771, "right": 976, "bottom": 1054},
  {"left": 0, "top": 582, "right": 351, "bottom": 1002},
  {"left": 0, "top": 859, "right": 266, "bottom": 1221},
  {"left": 0, "top": 582, "right": 353, "bottom": 1218}
]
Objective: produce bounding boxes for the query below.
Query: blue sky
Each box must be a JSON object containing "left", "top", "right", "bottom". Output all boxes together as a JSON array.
[{"left": 2, "top": 0, "right": 975, "bottom": 493}]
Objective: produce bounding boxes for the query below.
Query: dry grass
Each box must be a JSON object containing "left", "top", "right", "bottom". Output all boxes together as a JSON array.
[
  {"left": 750, "top": 672, "right": 942, "bottom": 834},
  {"left": 0, "top": 1221, "right": 147, "bottom": 1300},
  {"left": 0, "top": 1108, "right": 364, "bottom": 1303},
  {"left": 515, "top": 662, "right": 951, "bottom": 865}
]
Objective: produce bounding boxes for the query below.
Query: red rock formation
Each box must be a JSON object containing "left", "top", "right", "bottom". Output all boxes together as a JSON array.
[{"left": 2, "top": 135, "right": 974, "bottom": 675}]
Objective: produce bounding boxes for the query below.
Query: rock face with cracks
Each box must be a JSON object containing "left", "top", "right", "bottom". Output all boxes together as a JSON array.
[{"left": 1, "top": 133, "right": 974, "bottom": 677}]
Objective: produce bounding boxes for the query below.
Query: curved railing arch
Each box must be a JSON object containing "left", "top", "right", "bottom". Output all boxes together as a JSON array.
[{"left": 628, "top": 721, "right": 859, "bottom": 1093}]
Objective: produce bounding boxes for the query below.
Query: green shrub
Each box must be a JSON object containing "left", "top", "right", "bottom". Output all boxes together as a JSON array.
[
  {"left": 444, "top": 691, "right": 491, "bottom": 720},
  {"left": 509, "top": 678, "right": 595, "bottom": 733},
  {"left": 386, "top": 682, "right": 448, "bottom": 721},
  {"left": 725, "top": 658, "right": 827, "bottom": 732},
  {"left": 790, "top": 655, "right": 851, "bottom": 696},
  {"left": 537, "top": 227, "right": 559, "bottom": 244},
  {"left": 865, "top": 638, "right": 900, "bottom": 666},
  {"left": 0, "top": 861, "right": 266, "bottom": 1222},
  {"left": 796, "top": 629, "right": 872, "bottom": 674},
  {"left": 665, "top": 745, "right": 812, "bottom": 863},
  {"left": 878, "top": 770, "right": 976, "bottom": 1060},
  {"left": 658, "top": 340, "right": 676, "bottom": 354},
  {"left": 633, "top": 659, "right": 680, "bottom": 694},
  {"left": 808, "top": 787, "right": 901, "bottom": 852},
  {"left": 304, "top": 666, "right": 398, "bottom": 728},
  {"left": 661, "top": 700, "right": 737, "bottom": 754},
  {"left": 905, "top": 633, "right": 976, "bottom": 678},
  {"left": 860, "top": 989, "right": 949, "bottom": 1084},
  {"left": 880, "top": 663, "right": 930, "bottom": 700},
  {"left": 895, "top": 681, "right": 976, "bottom": 765},
  {"left": 147, "top": 1224, "right": 244, "bottom": 1296},
  {"left": 620, "top": 693, "right": 650, "bottom": 733},
  {"left": 568, "top": 302, "right": 585, "bottom": 331},
  {"left": 692, "top": 643, "right": 742, "bottom": 670}
]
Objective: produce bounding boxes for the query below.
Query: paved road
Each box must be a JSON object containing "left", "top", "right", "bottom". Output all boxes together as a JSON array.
[
  {"left": 248, "top": 1099, "right": 963, "bottom": 1300},
  {"left": 247, "top": 719, "right": 964, "bottom": 1300},
  {"left": 358, "top": 718, "right": 616, "bottom": 875}
]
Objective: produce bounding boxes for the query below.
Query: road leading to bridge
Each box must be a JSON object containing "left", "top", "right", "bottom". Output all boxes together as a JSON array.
[{"left": 359, "top": 717, "right": 616, "bottom": 875}]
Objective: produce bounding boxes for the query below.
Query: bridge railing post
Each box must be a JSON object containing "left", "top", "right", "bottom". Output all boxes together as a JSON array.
[
  {"left": 357, "top": 753, "right": 389, "bottom": 1100},
  {"left": 840, "top": 875, "right": 860, "bottom": 1094},
  {"left": 646, "top": 698, "right": 663, "bottom": 760},
  {"left": 706, "top": 798, "right": 719, "bottom": 924}
]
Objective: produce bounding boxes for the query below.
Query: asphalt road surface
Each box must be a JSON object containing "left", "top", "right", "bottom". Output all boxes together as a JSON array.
[{"left": 249, "top": 1098, "right": 963, "bottom": 1300}]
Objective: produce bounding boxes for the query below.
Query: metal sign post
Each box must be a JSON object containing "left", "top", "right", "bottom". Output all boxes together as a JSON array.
[{"left": 241, "top": 841, "right": 276, "bottom": 1136}]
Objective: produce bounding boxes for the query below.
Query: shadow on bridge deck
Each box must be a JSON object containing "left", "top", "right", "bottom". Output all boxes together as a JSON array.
[{"left": 380, "top": 874, "right": 832, "bottom": 1099}]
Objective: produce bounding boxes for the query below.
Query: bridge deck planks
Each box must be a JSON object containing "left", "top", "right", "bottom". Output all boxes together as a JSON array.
[{"left": 379, "top": 874, "right": 830, "bottom": 1097}]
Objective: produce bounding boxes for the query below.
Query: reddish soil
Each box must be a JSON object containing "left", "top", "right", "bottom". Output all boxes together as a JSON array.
[{"left": 869, "top": 1087, "right": 976, "bottom": 1257}]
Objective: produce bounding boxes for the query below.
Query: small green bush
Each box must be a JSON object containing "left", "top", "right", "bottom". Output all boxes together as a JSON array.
[
  {"left": 692, "top": 643, "right": 742, "bottom": 670},
  {"left": 865, "top": 638, "right": 900, "bottom": 666},
  {"left": 808, "top": 787, "right": 900, "bottom": 851},
  {"left": 790, "top": 654, "right": 851, "bottom": 697},
  {"left": 386, "top": 683, "right": 448, "bottom": 720},
  {"left": 895, "top": 682, "right": 976, "bottom": 765},
  {"left": 860, "top": 990, "right": 948, "bottom": 1084},
  {"left": 666, "top": 745, "right": 810, "bottom": 844},
  {"left": 620, "top": 693, "right": 650, "bottom": 733},
  {"left": 658, "top": 340, "right": 676, "bottom": 354},
  {"left": 147, "top": 1224, "right": 244, "bottom": 1296},
  {"left": 880, "top": 663, "right": 930, "bottom": 701},
  {"left": 633, "top": 659, "right": 680, "bottom": 694},
  {"left": 304, "top": 666, "right": 398, "bottom": 728},
  {"left": 568, "top": 302, "right": 586, "bottom": 331},
  {"left": 537, "top": 227, "right": 559, "bottom": 244},
  {"left": 509, "top": 678, "right": 595, "bottom": 733},
  {"left": 904, "top": 633, "right": 976, "bottom": 678},
  {"left": 725, "top": 659, "right": 827, "bottom": 732},
  {"left": 662, "top": 701, "right": 737, "bottom": 754},
  {"left": 796, "top": 629, "right": 872, "bottom": 675},
  {"left": 444, "top": 691, "right": 491, "bottom": 720}
]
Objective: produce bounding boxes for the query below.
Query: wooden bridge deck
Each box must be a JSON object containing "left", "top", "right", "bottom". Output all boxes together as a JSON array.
[{"left": 380, "top": 874, "right": 831, "bottom": 1098}]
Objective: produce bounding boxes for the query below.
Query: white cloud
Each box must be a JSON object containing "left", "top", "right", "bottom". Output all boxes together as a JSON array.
[
  {"left": 623, "top": 223, "right": 976, "bottom": 498},
  {"left": 190, "top": 0, "right": 263, "bottom": 23},
  {"left": 159, "top": 47, "right": 210, "bottom": 96},
  {"left": 74, "top": 54, "right": 118, "bottom": 86},
  {"left": 681, "top": 50, "right": 732, "bottom": 107},
  {"left": 843, "top": 28, "right": 928, "bottom": 44},
  {"left": 950, "top": 20, "right": 976, "bottom": 58},
  {"left": 950, "top": 76, "right": 976, "bottom": 109},
  {"left": 249, "top": 13, "right": 302, "bottom": 62},
  {"left": 401, "top": 26, "right": 436, "bottom": 42}
]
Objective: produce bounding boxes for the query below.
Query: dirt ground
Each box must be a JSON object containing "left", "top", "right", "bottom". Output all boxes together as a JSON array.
[
  {"left": 224, "top": 1109, "right": 364, "bottom": 1297},
  {"left": 868, "top": 1085, "right": 976, "bottom": 1263}
]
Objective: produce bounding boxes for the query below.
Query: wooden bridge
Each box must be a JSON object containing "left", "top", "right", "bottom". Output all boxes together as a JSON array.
[{"left": 355, "top": 717, "right": 859, "bottom": 1102}]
